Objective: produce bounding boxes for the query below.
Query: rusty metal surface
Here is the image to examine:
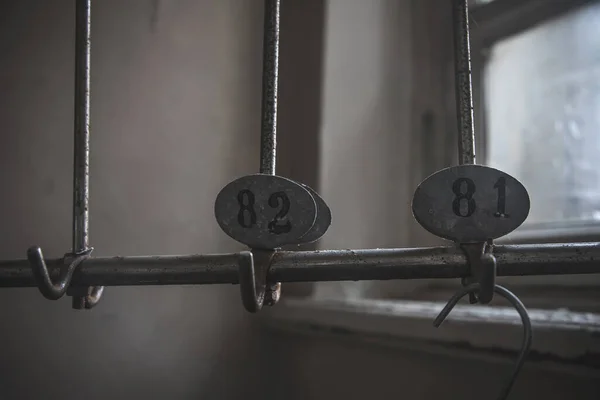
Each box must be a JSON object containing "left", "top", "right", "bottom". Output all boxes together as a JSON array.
[
  {"left": 72, "top": 0, "right": 91, "bottom": 253},
  {"left": 258, "top": 0, "right": 282, "bottom": 305},
  {"left": 71, "top": 0, "right": 103, "bottom": 309},
  {"left": 259, "top": 0, "right": 280, "bottom": 176},
  {"left": 453, "top": 0, "right": 476, "bottom": 165},
  {"left": 273, "top": 242, "right": 600, "bottom": 281},
  {"left": 4, "top": 243, "right": 600, "bottom": 287}
]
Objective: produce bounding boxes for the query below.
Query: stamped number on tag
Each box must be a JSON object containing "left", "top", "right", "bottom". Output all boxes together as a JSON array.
[
  {"left": 412, "top": 165, "right": 530, "bottom": 242},
  {"left": 215, "top": 174, "right": 317, "bottom": 249}
]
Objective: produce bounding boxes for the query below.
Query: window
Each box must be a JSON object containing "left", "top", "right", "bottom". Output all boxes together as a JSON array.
[{"left": 481, "top": 0, "right": 600, "bottom": 239}]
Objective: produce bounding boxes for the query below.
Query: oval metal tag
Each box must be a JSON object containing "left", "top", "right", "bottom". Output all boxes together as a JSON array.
[
  {"left": 215, "top": 174, "right": 317, "bottom": 249},
  {"left": 297, "top": 184, "right": 331, "bottom": 244},
  {"left": 412, "top": 165, "right": 530, "bottom": 242}
]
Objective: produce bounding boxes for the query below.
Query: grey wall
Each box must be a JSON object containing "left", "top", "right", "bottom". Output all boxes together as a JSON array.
[
  {"left": 0, "top": 1, "right": 267, "bottom": 398},
  {"left": 313, "top": 0, "right": 414, "bottom": 301}
]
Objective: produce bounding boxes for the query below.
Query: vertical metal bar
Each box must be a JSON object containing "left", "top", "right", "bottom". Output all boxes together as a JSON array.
[
  {"left": 453, "top": 0, "right": 480, "bottom": 303},
  {"left": 72, "top": 0, "right": 103, "bottom": 309},
  {"left": 453, "top": 0, "right": 476, "bottom": 165},
  {"left": 258, "top": 0, "right": 281, "bottom": 306},
  {"left": 259, "top": 0, "right": 280, "bottom": 175},
  {"left": 73, "top": 0, "right": 91, "bottom": 252}
]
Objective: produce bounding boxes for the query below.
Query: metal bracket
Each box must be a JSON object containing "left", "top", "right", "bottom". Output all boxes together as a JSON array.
[{"left": 460, "top": 241, "right": 497, "bottom": 304}]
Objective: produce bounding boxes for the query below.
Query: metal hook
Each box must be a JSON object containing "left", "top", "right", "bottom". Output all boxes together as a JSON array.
[
  {"left": 83, "top": 285, "right": 104, "bottom": 309},
  {"left": 434, "top": 284, "right": 532, "bottom": 400},
  {"left": 27, "top": 246, "right": 92, "bottom": 301},
  {"left": 461, "top": 241, "right": 497, "bottom": 304},
  {"left": 70, "top": 284, "right": 104, "bottom": 309},
  {"left": 265, "top": 281, "right": 281, "bottom": 306},
  {"left": 238, "top": 249, "right": 277, "bottom": 313},
  {"left": 238, "top": 251, "right": 263, "bottom": 313}
]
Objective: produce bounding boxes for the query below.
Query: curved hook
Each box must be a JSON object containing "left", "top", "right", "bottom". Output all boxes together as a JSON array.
[
  {"left": 238, "top": 249, "right": 277, "bottom": 313},
  {"left": 461, "top": 242, "right": 496, "bottom": 304},
  {"left": 84, "top": 285, "right": 104, "bottom": 309},
  {"left": 238, "top": 251, "right": 264, "bottom": 313},
  {"left": 71, "top": 284, "right": 105, "bottom": 309},
  {"left": 434, "top": 284, "right": 532, "bottom": 400},
  {"left": 27, "top": 246, "right": 92, "bottom": 301},
  {"left": 265, "top": 281, "right": 281, "bottom": 306}
]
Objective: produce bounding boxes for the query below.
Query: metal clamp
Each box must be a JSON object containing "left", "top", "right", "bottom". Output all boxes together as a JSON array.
[
  {"left": 434, "top": 284, "right": 532, "bottom": 400},
  {"left": 461, "top": 241, "right": 497, "bottom": 304},
  {"left": 27, "top": 246, "right": 92, "bottom": 301},
  {"left": 238, "top": 249, "right": 279, "bottom": 313}
]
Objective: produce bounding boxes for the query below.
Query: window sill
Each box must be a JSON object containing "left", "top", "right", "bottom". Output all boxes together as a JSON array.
[
  {"left": 261, "top": 297, "right": 600, "bottom": 372},
  {"left": 498, "top": 222, "right": 600, "bottom": 244}
]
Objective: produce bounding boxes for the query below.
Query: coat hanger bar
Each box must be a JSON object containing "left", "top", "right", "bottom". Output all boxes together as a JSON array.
[{"left": 1, "top": 242, "right": 599, "bottom": 288}]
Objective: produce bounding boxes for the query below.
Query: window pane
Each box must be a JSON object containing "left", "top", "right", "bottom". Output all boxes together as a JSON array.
[{"left": 485, "top": 2, "right": 600, "bottom": 228}]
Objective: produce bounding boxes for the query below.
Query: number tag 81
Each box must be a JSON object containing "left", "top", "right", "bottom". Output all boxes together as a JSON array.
[
  {"left": 412, "top": 165, "right": 530, "bottom": 242},
  {"left": 215, "top": 174, "right": 318, "bottom": 249}
]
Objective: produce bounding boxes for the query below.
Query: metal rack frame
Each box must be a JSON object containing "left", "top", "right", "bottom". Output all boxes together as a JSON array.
[
  {"left": 3, "top": 243, "right": 600, "bottom": 288},
  {"left": 3, "top": 0, "right": 600, "bottom": 313}
]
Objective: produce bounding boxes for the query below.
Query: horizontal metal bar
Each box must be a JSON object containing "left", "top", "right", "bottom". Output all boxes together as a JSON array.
[
  {"left": 272, "top": 243, "right": 600, "bottom": 281},
  {"left": 1, "top": 243, "right": 599, "bottom": 288}
]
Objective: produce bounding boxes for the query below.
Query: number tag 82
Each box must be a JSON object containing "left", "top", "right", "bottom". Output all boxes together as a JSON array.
[
  {"left": 215, "top": 174, "right": 318, "bottom": 249},
  {"left": 412, "top": 165, "right": 530, "bottom": 242},
  {"left": 236, "top": 189, "right": 292, "bottom": 234}
]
